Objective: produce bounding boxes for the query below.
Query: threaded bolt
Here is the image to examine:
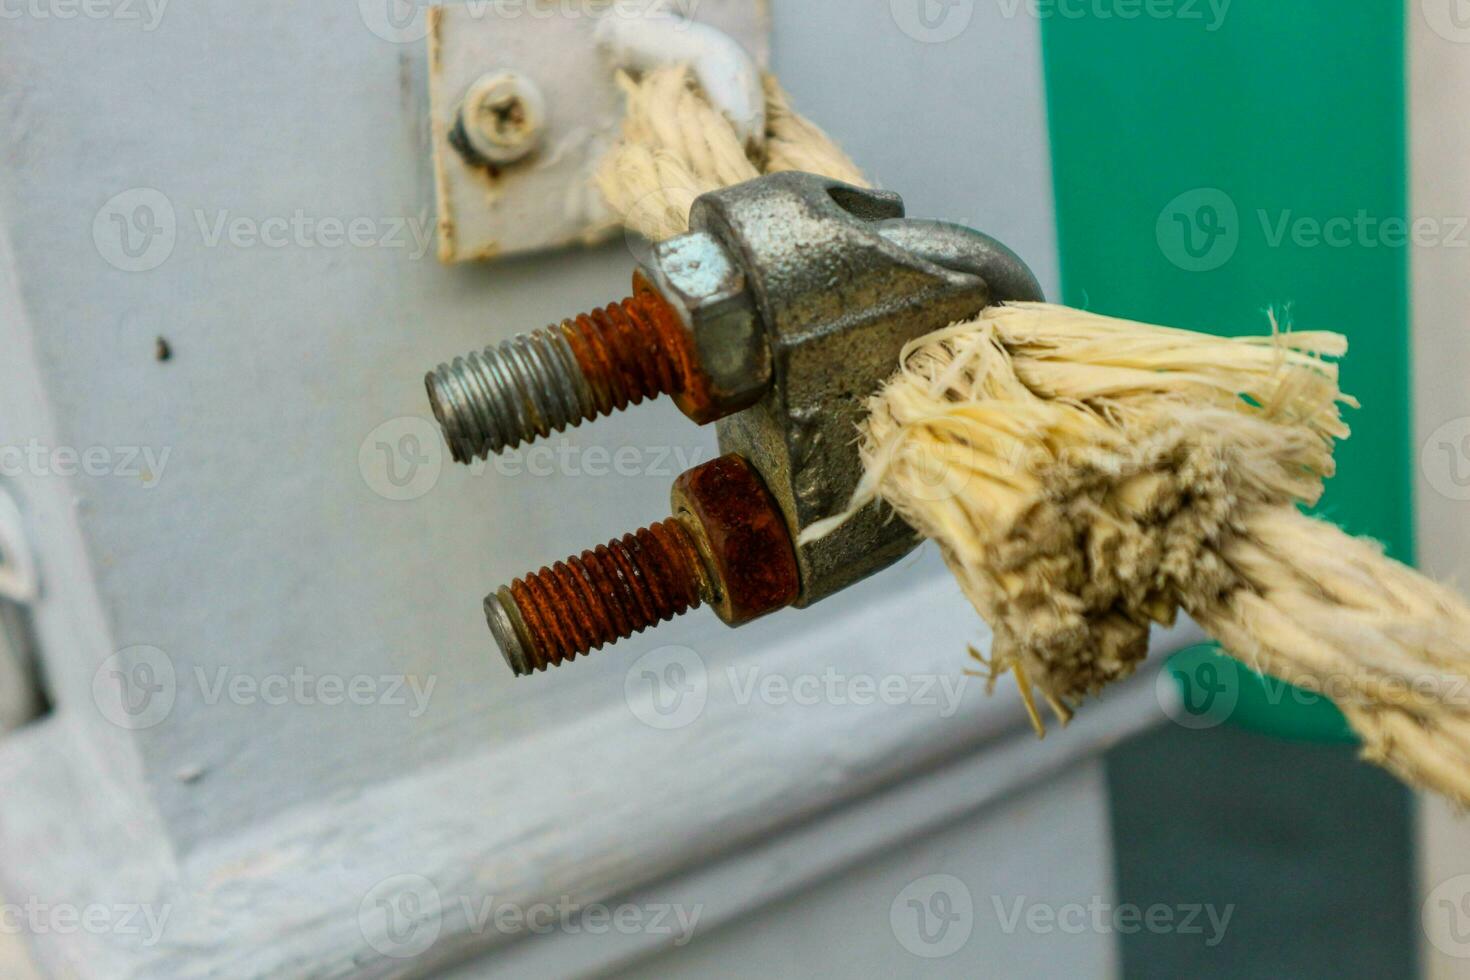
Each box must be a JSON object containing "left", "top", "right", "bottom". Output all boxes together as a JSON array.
[
  {"left": 426, "top": 287, "right": 686, "bottom": 463},
  {"left": 486, "top": 519, "right": 709, "bottom": 676},
  {"left": 483, "top": 454, "right": 802, "bottom": 677}
]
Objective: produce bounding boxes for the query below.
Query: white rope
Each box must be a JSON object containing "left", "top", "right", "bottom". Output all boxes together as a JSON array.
[
  {"left": 592, "top": 67, "right": 1470, "bottom": 805},
  {"left": 594, "top": 66, "right": 866, "bottom": 241}
]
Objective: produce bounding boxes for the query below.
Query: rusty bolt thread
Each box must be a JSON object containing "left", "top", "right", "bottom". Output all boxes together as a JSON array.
[
  {"left": 426, "top": 287, "right": 686, "bottom": 463},
  {"left": 486, "top": 519, "right": 709, "bottom": 676}
]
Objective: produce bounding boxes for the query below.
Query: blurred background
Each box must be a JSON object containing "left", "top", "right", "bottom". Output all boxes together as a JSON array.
[{"left": 0, "top": 0, "right": 1464, "bottom": 977}]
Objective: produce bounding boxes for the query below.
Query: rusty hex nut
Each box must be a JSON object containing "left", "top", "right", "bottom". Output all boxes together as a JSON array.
[
  {"left": 671, "top": 454, "right": 799, "bottom": 627},
  {"left": 641, "top": 231, "right": 772, "bottom": 425}
]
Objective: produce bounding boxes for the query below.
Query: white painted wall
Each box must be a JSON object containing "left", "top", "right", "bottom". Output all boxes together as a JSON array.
[
  {"left": 601, "top": 762, "right": 1119, "bottom": 980},
  {"left": 0, "top": 0, "right": 1060, "bottom": 855}
]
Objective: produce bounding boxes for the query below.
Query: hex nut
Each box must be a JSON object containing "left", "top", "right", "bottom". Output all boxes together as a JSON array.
[
  {"left": 671, "top": 455, "right": 799, "bottom": 627},
  {"left": 642, "top": 231, "right": 772, "bottom": 424}
]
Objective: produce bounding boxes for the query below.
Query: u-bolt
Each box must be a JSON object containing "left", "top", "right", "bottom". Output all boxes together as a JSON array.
[{"left": 422, "top": 172, "right": 1044, "bottom": 674}]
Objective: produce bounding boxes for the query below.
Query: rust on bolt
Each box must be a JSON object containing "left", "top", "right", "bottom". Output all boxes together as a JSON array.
[
  {"left": 486, "top": 454, "right": 800, "bottom": 676},
  {"left": 553, "top": 272, "right": 721, "bottom": 426}
]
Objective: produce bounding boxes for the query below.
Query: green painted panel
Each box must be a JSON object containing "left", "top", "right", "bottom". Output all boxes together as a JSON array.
[{"left": 1041, "top": 3, "right": 1411, "bottom": 738}]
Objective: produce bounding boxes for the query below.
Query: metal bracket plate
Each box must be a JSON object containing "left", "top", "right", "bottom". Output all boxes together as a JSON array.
[
  {"left": 427, "top": 0, "right": 770, "bottom": 263},
  {"left": 0, "top": 487, "right": 41, "bottom": 731}
]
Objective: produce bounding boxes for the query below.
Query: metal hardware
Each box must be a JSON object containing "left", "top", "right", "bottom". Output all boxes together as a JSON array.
[
  {"left": 426, "top": 231, "right": 765, "bottom": 461},
  {"left": 427, "top": 1, "right": 770, "bottom": 263},
  {"left": 428, "top": 172, "right": 1043, "bottom": 673},
  {"left": 453, "top": 71, "right": 546, "bottom": 167},
  {"left": 486, "top": 454, "right": 798, "bottom": 675}
]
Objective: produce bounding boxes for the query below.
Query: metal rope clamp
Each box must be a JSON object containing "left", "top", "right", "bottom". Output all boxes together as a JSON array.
[{"left": 425, "top": 171, "right": 1044, "bottom": 674}]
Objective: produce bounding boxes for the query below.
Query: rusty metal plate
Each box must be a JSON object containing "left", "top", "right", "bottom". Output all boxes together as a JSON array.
[{"left": 427, "top": 1, "right": 770, "bottom": 263}]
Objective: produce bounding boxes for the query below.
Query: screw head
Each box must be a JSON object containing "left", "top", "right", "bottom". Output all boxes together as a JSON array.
[
  {"left": 671, "top": 455, "right": 799, "bottom": 627},
  {"left": 459, "top": 71, "right": 545, "bottom": 166}
]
